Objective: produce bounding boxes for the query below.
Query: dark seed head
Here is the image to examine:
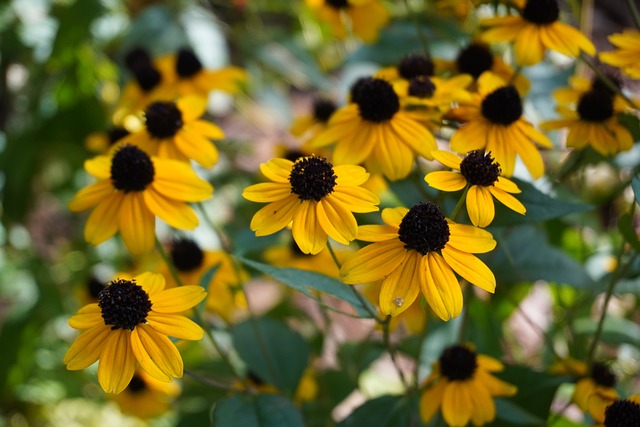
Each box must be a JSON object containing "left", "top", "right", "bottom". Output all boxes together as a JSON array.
[
  {"left": 591, "top": 74, "right": 621, "bottom": 98},
  {"left": 145, "top": 102, "right": 184, "bottom": 139},
  {"left": 439, "top": 345, "right": 478, "bottom": 381},
  {"left": 577, "top": 90, "right": 614, "bottom": 122},
  {"left": 170, "top": 238, "right": 205, "bottom": 272},
  {"left": 456, "top": 43, "right": 495, "bottom": 79},
  {"left": 124, "top": 48, "right": 161, "bottom": 92},
  {"left": 522, "top": 0, "right": 559, "bottom": 24},
  {"left": 289, "top": 155, "right": 337, "bottom": 201},
  {"left": 98, "top": 279, "right": 152, "bottom": 331},
  {"left": 176, "top": 48, "right": 203, "bottom": 78},
  {"left": 110, "top": 145, "right": 155, "bottom": 193},
  {"left": 398, "top": 54, "right": 435, "bottom": 80},
  {"left": 313, "top": 98, "right": 337, "bottom": 123},
  {"left": 604, "top": 399, "right": 640, "bottom": 427},
  {"left": 352, "top": 77, "right": 400, "bottom": 122},
  {"left": 126, "top": 374, "right": 147, "bottom": 394},
  {"left": 591, "top": 362, "right": 617, "bottom": 388},
  {"left": 398, "top": 202, "right": 450, "bottom": 255},
  {"left": 107, "top": 127, "right": 130, "bottom": 146},
  {"left": 283, "top": 149, "right": 307, "bottom": 163},
  {"left": 326, "top": 0, "right": 348, "bottom": 8},
  {"left": 481, "top": 85, "right": 523, "bottom": 125},
  {"left": 134, "top": 67, "right": 162, "bottom": 92},
  {"left": 460, "top": 151, "right": 501, "bottom": 186},
  {"left": 408, "top": 76, "right": 436, "bottom": 98},
  {"left": 87, "top": 276, "right": 106, "bottom": 300},
  {"left": 125, "top": 47, "right": 153, "bottom": 73}
]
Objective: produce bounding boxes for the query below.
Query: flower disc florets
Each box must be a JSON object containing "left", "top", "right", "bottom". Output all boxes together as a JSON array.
[
  {"left": 456, "top": 43, "right": 495, "bottom": 78},
  {"left": 110, "top": 145, "right": 155, "bottom": 193},
  {"left": 408, "top": 76, "right": 436, "bottom": 98},
  {"left": 577, "top": 90, "right": 614, "bottom": 122},
  {"left": 522, "top": 0, "right": 559, "bottom": 24},
  {"left": 289, "top": 155, "right": 337, "bottom": 201},
  {"left": 398, "top": 202, "right": 450, "bottom": 255},
  {"left": 171, "top": 238, "right": 205, "bottom": 272},
  {"left": 313, "top": 98, "right": 337, "bottom": 123},
  {"left": 604, "top": 399, "right": 640, "bottom": 427},
  {"left": 398, "top": 54, "right": 435, "bottom": 79},
  {"left": 176, "top": 48, "right": 203, "bottom": 77},
  {"left": 353, "top": 77, "right": 400, "bottom": 122},
  {"left": 145, "top": 102, "right": 184, "bottom": 139},
  {"left": 591, "top": 362, "right": 617, "bottom": 387},
  {"left": 125, "top": 48, "right": 161, "bottom": 92},
  {"left": 460, "top": 151, "right": 501, "bottom": 186},
  {"left": 439, "top": 345, "right": 478, "bottom": 381},
  {"left": 98, "top": 279, "right": 152, "bottom": 331},
  {"left": 481, "top": 86, "right": 523, "bottom": 125}
]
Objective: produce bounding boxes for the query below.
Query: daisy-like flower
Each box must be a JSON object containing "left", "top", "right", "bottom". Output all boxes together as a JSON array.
[
  {"left": 242, "top": 155, "right": 380, "bottom": 255},
  {"left": 305, "top": 0, "right": 389, "bottom": 43},
  {"left": 376, "top": 53, "right": 435, "bottom": 85},
  {"left": 540, "top": 76, "right": 634, "bottom": 156},
  {"left": 314, "top": 77, "right": 436, "bottom": 181},
  {"left": 419, "top": 344, "right": 517, "bottom": 426},
  {"left": 121, "top": 96, "right": 224, "bottom": 168},
  {"left": 600, "top": 29, "right": 640, "bottom": 79},
  {"left": 290, "top": 98, "right": 337, "bottom": 141},
  {"left": 480, "top": 0, "right": 595, "bottom": 66},
  {"left": 68, "top": 144, "right": 213, "bottom": 255},
  {"left": 600, "top": 396, "right": 640, "bottom": 427},
  {"left": 340, "top": 202, "right": 496, "bottom": 320},
  {"left": 449, "top": 72, "right": 552, "bottom": 179},
  {"left": 109, "top": 369, "right": 180, "bottom": 419},
  {"left": 573, "top": 362, "right": 619, "bottom": 423},
  {"left": 64, "top": 272, "right": 207, "bottom": 394},
  {"left": 425, "top": 150, "right": 526, "bottom": 227}
]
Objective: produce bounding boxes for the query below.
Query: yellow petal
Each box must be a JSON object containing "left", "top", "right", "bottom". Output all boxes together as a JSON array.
[
  {"left": 242, "top": 182, "right": 292, "bottom": 203},
  {"left": 98, "top": 329, "right": 136, "bottom": 394},
  {"left": 382, "top": 207, "right": 408, "bottom": 228},
  {"left": 84, "top": 193, "right": 123, "bottom": 246},
  {"left": 135, "top": 272, "right": 166, "bottom": 295},
  {"left": 250, "top": 195, "right": 300, "bottom": 236},
  {"left": 340, "top": 239, "right": 407, "bottom": 284},
  {"left": 64, "top": 325, "right": 111, "bottom": 370},
  {"left": 187, "top": 120, "right": 225, "bottom": 139},
  {"left": 442, "top": 246, "right": 496, "bottom": 293},
  {"left": 419, "top": 380, "right": 447, "bottom": 423},
  {"left": 330, "top": 186, "right": 379, "bottom": 213},
  {"left": 177, "top": 96, "right": 207, "bottom": 122},
  {"left": 421, "top": 253, "right": 462, "bottom": 321},
  {"left": 152, "top": 159, "right": 213, "bottom": 201},
  {"left": 466, "top": 185, "right": 495, "bottom": 227},
  {"left": 147, "top": 313, "right": 204, "bottom": 340},
  {"left": 131, "top": 324, "right": 183, "bottom": 382},
  {"left": 334, "top": 165, "right": 370, "bottom": 186},
  {"left": 174, "top": 130, "right": 219, "bottom": 168},
  {"left": 151, "top": 285, "right": 207, "bottom": 313},
  {"left": 425, "top": 171, "right": 467, "bottom": 192},
  {"left": 447, "top": 223, "right": 496, "bottom": 253},
  {"left": 391, "top": 114, "right": 436, "bottom": 160},
  {"left": 143, "top": 187, "right": 199, "bottom": 230},
  {"left": 84, "top": 155, "right": 111, "bottom": 179},
  {"left": 292, "top": 201, "right": 328, "bottom": 254},
  {"left": 357, "top": 225, "right": 398, "bottom": 242},
  {"left": 442, "top": 381, "right": 473, "bottom": 426},
  {"left": 119, "top": 193, "right": 155, "bottom": 255},
  {"left": 432, "top": 150, "right": 462, "bottom": 170},
  {"left": 68, "top": 180, "right": 114, "bottom": 212},
  {"left": 68, "top": 304, "right": 103, "bottom": 329},
  {"left": 260, "top": 158, "right": 294, "bottom": 183},
  {"left": 490, "top": 187, "right": 526, "bottom": 215},
  {"left": 379, "top": 251, "right": 421, "bottom": 316},
  {"left": 317, "top": 197, "right": 357, "bottom": 244}
]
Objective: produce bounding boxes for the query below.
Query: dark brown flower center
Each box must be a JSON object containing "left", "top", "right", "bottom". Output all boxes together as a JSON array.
[
  {"left": 352, "top": 77, "right": 400, "bottom": 122},
  {"left": 313, "top": 98, "right": 337, "bottom": 123},
  {"left": 456, "top": 43, "right": 494, "bottom": 79},
  {"left": 176, "top": 48, "right": 203, "bottom": 78},
  {"left": 577, "top": 90, "right": 614, "bottom": 122},
  {"left": 460, "top": 151, "right": 501, "bottom": 186},
  {"left": 326, "top": 0, "right": 348, "bottom": 8},
  {"left": 107, "top": 127, "right": 130, "bottom": 145},
  {"left": 99, "top": 279, "right": 152, "bottom": 331},
  {"left": 398, "top": 54, "right": 434, "bottom": 80},
  {"left": 110, "top": 145, "right": 155, "bottom": 193},
  {"left": 398, "top": 202, "right": 450, "bottom": 255},
  {"left": 439, "top": 345, "right": 478, "bottom": 381},
  {"left": 604, "top": 399, "right": 640, "bottom": 427},
  {"left": 87, "top": 276, "right": 106, "bottom": 300},
  {"left": 591, "top": 362, "right": 617, "bottom": 388},
  {"left": 408, "top": 76, "right": 436, "bottom": 98},
  {"left": 125, "top": 47, "right": 161, "bottom": 92},
  {"left": 145, "top": 101, "right": 184, "bottom": 139},
  {"left": 289, "top": 155, "right": 337, "bottom": 201},
  {"left": 126, "top": 374, "right": 148, "bottom": 394},
  {"left": 522, "top": 0, "right": 559, "bottom": 25},
  {"left": 170, "top": 238, "right": 205, "bottom": 272},
  {"left": 481, "top": 86, "right": 522, "bottom": 125}
]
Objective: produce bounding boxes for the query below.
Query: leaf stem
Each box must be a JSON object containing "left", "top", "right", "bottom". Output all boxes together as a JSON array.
[
  {"left": 627, "top": 0, "right": 640, "bottom": 30},
  {"left": 382, "top": 315, "right": 410, "bottom": 389},
  {"left": 579, "top": 52, "right": 637, "bottom": 109},
  {"left": 450, "top": 185, "right": 469, "bottom": 220}
]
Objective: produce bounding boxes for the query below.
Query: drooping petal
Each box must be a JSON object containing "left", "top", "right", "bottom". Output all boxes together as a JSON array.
[
  {"left": 131, "top": 324, "right": 183, "bottom": 382},
  {"left": 340, "top": 239, "right": 407, "bottom": 284},
  {"left": 118, "top": 192, "right": 156, "bottom": 255},
  {"left": 419, "top": 380, "right": 447, "bottom": 423},
  {"left": 174, "top": 130, "right": 219, "bottom": 168},
  {"left": 330, "top": 186, "right": 379, "bottom": 213},
  {"left": 143, "top": 187, "right": 199, "bottom": 230},
  {"left": 489, "top": 187, "right": 526, "bottom": 215},
  {"left": 432, "top": 150, "right": 463, "bottom": 170},
  {"left": 379, "top": 251, "right": 421, "bottom": 316},
  {"left": 242, "top": 182, "right": 292, "bottom": 203},
  {"left": 152, "top": 159, "right": 213, "bottom": 201},
  {"left": 317, "top": 197, "right": 358, "bottom": 245},
  {"left": 147, "top": 313, "right": 204, "bottom": 340},
  {"left": 442, "top": 381, "right": 473, "bottom": 427},
  {"left": 466, "top": 185, "right": 495, "bottom": 227},
  {"left": 68, "top": 180, "right": 114, "bottom": 212},
  {"left": 425, "top": 171, "right": 467, "bottom": 192},
  {"left": 177, "top": 96, "right": 207, "bottom": 122},
  {"left": 150, "top": 285, "right": 207, "bottom": 313},
  {"left": 64, "top": 325, "right": 111, "bottom": 370},
  {"left": 421, "top": 253, "right": 463, "bottom": 321},
  {"left": 467, "top": 379, "right": 496, "bottom": 425},
  {"left": 447, "top": 223, "right": 497, "bottom": 253},
  {"left": 292, "top": 201, "right": 328, "bottom": 255},
  {"left": 382, "top": 207, "right": 408, "bottom": 229},
  {"left": 84, "top": 193, "right": 124, "bottom": 246},
  {"left": 98, "top": 329, "right": 136, "bottom": 394},
  {"left": 68, "top": 304, "right": 103, "bottom": 329},
  {"left": 334, "top": 165, "right": 370, "bottom": 186},
  {"left": 259, "top": 158, "right": 294, "bottom": 183},
  {"left": 249, "top": 195, "right": 300, "bottom": 236},
  {"left": 186, "top": 120, "right": 225, "bottom": 139},
  {"left": 135, "top": 272, "right": 166, "bottom": 296},
  {"left": 442, "top": 246, "right": 496, "bottom": 293}
]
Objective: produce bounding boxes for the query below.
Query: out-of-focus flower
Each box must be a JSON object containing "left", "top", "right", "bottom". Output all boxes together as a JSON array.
[
  {"left": 109, "top": 369, "right": 180, "bottom": 419},
  {"left": 600, "top": 29, "right": 640, "bottom": 79},
  {"left": 573, "top": 362, "right": 619, "bottom": 423},
  {"left": 306, "top": 0, "right": 389, "bottom": 43}
]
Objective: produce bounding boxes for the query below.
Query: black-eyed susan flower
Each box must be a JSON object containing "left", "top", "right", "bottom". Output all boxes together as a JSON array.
[
  {"left": 85, "top": 126, "right": 130, "bottom": 154},
  {"left": 600, "top": 396, "right": 640, "bottom": 427},
  {"left": 449, "top": 72, "right": 552, "bottom": 179},
  {"left": 64, "top": 272, "right": 207, "bottom": 394},
  {"left": 573, "top": 362, "right": 620, "bottom": 423},
  {"left": 600, "top": 29, "right": 640, "bottom": 79},
  {"left": 109, "top": 369, "right": 180, "bottom": 419},
  {"left": 163, "top": 238, "right": 247, "bottom": 322},
  {"left": 425, "top": 150, "right": 526, "bottom": 227},
  {"left": 363, "top": 281, "right": 427, "bottom": 334},
  {"left": 305, "top": 0, "right": 389, "bottom": 43},
  {"left": 480, "top": 0, "right": 595, "bottom": 66},
  {"left": 290, "top": 98, "right": 337, "bottom": 141},
  {"left": 313, "top": 77, "right": 436, "bottom": 181},
  {"left": 419, "top": 345, "right": 517, "bottom": 426},
  {"left": 121, "top": 96, "right": 224, "bottom": 168},
  {"left": 68, "top": 144, "right": 213, "bottom": 255},
  {"left": 540, "top": 76, "right": 634, "bottom": 156},
  {"left": 154, "top": 48, "right": 247, "bottom": 98},
  {"left": 242, "top": 155, "right": 379, "bottom": 255},
  {"left": 376, "top": 53, "right": 435, "bottom": 84},
  {"left": 340, "top": 202, "right": 496, "bottom": 320}
]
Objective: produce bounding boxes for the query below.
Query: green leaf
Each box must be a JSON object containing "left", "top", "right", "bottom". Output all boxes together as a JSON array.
[
  {"left": 236, "top": 256, "right": 376, "bottom": 318},
  {"left": 493, "top": 398, "right": 543, "bottom": 425},
  {"left": 574, "top": 317, "right": 640, "bottom": 346},
  {"left": 491, "top": 179, "right": 592, "bottom": 226},
  {"left": 232, "top": 317, "right": 310, "bottom": 397},
  {"left": 337, "top": 395, "right": 421, "bottom": 427},
  {"left": 486, "top": 225, "right": 594, "bottom": 287},
  {"left": 618, "top": 114, "right": 640, "bottom": 142},
  {"left": 211, "top": 394, "right": 304, "bottom": 427},
  {"left": 632, "top": 177, "right": 640, "bottom": 205},
  {"left": 617, "top": 212, "right": 640, "bottom": 253}
]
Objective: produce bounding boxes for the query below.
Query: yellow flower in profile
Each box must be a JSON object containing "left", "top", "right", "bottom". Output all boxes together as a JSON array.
[
  {"left": 64, "top": 272, "right": 207, "bottom": 394},
  {"left": 340, "top": 202, "right": 496, "bottom": 320},
  {"left": 121, "top": 96, "right": 224, "bottom": 168},
  {"left": 425, "top": 150, "right": 526, "bottom": 227},
  {"left": 540, "top": 76, "right": 634, "bottom": 156},
  {"left": 573, "top": 362, "right": 619, "bottom": 423},
  {"left": 600, "top": 29, "right": 640, "bottom": 79},
  {"left": 480, "top": 0, "right": 595, "bottom": 66},
  {"left": 449, "top": 72, "right": 552, "bottom": 179},
  {"left": 68, "top": 144, "right": 213, "bottom": 254},
  {"left": 242, "top": 155, "right": 379, "bottom": 255},
  {"left": 314, "top": 77, "right": 436, "bottom": 181},
  {"left": 109, "top": 369, "right": 180, "bottom": 419},
  {"left": 599, "top": 395, "right": 640, "bottom": 427},
  {"left": 419, "top": 344, "right": 517, "bottom": 426},
  {"left": 305, "top": 0, "right": 389, "bottom": 43}
]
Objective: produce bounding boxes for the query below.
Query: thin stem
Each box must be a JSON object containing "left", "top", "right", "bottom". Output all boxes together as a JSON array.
[
  {"left": 627, "top": 0, "right": 640, "bottom": 30},
  {"left": 155, "top": 238, "right": 183, "bottom": 287},
  {"left": 579, "top": 52, "right": 637, "bottom": 109},
  {"left": 184, "top": 369, "right": 236, "bottom": 391},
  {"left": 457, "top": 287, "right": 471, "bottom": 344},
  {"left": 402, "top": 0, "right": 431, "bottom": 56},
  {"left": 382, "top": 315, "right": 409, "bottom": 389},
  {"left": 196, "top": 202, "right": 233, "bottom": 252},
  {"left": 450, "top": 185, "right": 469, "bottom": 221}
]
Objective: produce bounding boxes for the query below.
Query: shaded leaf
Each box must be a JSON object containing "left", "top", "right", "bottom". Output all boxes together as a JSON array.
[
  {"left": 617, "top": 212, "right": 640, "bottom": 253},
  {"left": 574, "top": 317, "right": 640, "bottom": 346},
  {"left": 337, "top": 394, "right": 422, "bottom": 427},
  {"left": 211, "top": 394, "right": 304, "bottom": 427}
]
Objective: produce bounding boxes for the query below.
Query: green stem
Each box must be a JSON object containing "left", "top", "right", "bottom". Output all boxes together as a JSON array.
[
  {"left": 450, "top": 185, "right": 469, "bottom": 220},
  {"left": 382, "top": 315, "right": 409, "bottom": 389},
  {"left": 155, "top": 238, "right": 183, "bottom": 287},
  {"left": 627, "top": 0, "right": 640, "bottom": 30},
  {"left": 457, "top": 288, "right": 471, "bottom": 344},
  {"left": 183, "top": 369, "right": 236, "bottom": 391},
  {"left": 196, "top": 202, "right": 233, "bottom": 253},
  {"left": 402, "top": 0, "right": 431, "bottom": 57},
  {"left": 579, "top": 52, "right": 637, "bottom": 109}
]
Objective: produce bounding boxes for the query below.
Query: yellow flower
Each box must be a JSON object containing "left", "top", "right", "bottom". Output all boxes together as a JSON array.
[
  {"left": 425, "top": 150, "right": 526, "bottom": 227},
  {"left": 573, "top": 362, "right": 619, "bottom": 423},
  {"left": 64, "top": 272, "right": 207, "bottom": 394},
  {"left": 68, "top": 144, "right": 213, "bottom": 255},
  {"left": 600, "top": 29, "right": 640, "bottom": 79},
  {"left": 340, "top": 202, "right": 496, "bottom": 320},
  {"left": 305, "top": 0, "right": 389, "bottom": 43},
  {"left": 290, "top": 98, "right": 337, "bottom": 142},
  {"left": 363, "top": 281, "right": 427, "bottom": 334},
  {"left": 314, "top": 77, "right": 436, "bottom": 181},
  {"left": 599, "top": 395, "right": 640, "bottom": 427},
  {"left": 109, "top": 369, "right": 180, "bottom": 419},
  {"left": 540, "top": 76, "right": 634, "bottom": 156},
  {"left": 85, "top": 127, "right": 130, "bottom": 154},
  {"left": 242, "top": 155, "right": 379, "bottom": 255},
  {"left": 449, "top": 72, "right": 552, "bottom": 179},
  {"left": 121, "top": 96, "right": 224, "bottom": 168},
  {"left": 419, "top": 344, "right": 517, "bottom": 426},
  {"left": 263, "top": 240, "right": 348, "bottom": 278},
  {"left": 480, "top": 0, "right": 595, "bottom": 66},
  {"left": 375, "top": 53, "right": 435, "bottom": 84}
]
